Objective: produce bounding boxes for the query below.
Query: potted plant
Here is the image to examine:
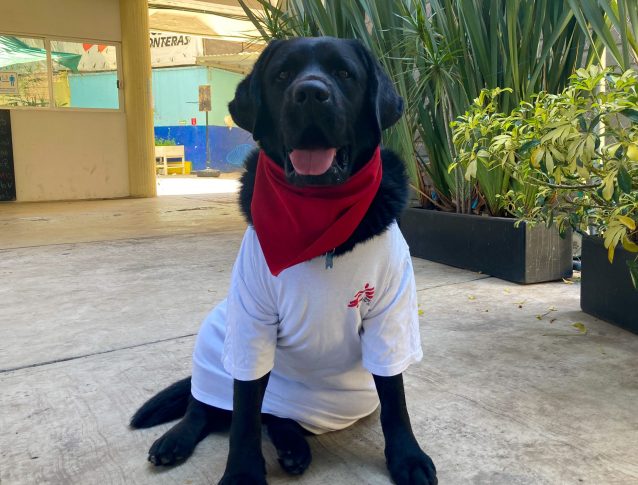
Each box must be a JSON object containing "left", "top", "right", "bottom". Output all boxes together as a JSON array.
[
  {"left": 401, "top": 87, "right": 575, "bottom": 283},
  {"left": 385, "top": 0, "right": 599, "bottom": 283},
  {"left": 492, "top": 66, "right": 638, "bottom": 332}
]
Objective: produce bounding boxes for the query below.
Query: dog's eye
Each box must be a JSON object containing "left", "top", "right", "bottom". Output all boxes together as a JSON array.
[
  {"left": 277, "top": 71, "right": 290, "bottom": 81},
  {"left": 336, "top": 70, "right": 350, "bottom": 79}
]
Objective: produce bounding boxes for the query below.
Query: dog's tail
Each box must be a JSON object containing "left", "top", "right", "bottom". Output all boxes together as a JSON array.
[{"left": 130, "top": 376, "right": 192, "bottom": 429}]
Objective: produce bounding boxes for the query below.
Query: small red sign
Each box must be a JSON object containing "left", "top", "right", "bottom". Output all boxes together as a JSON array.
[{"left": 191, "top": 117, "right": 197, "bottom": 126}]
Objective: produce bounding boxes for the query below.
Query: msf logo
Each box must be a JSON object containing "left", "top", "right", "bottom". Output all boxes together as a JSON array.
[{"left": 348, "top": 283, "right": 375, "bottom": 308}]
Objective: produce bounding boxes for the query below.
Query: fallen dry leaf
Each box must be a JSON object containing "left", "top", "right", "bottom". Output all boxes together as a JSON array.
[{"left": 572, "top": 322, "right": 588, "bottom": 334}]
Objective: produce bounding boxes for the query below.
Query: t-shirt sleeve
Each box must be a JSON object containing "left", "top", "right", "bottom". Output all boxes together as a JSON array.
[
  {"left": 222, "top": 229, "right": 279, "bottom": 381},
  {"left": 360, "top": 249, "right": 422, "bottom": 377}
]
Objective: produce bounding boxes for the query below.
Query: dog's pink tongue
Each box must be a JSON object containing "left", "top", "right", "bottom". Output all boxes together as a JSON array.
[{"left": 289, "top": 148, "right": 336, "bottom": 175}]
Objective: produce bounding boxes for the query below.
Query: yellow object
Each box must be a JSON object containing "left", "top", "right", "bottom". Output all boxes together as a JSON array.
[
  {"left": 167, "top": 161, "right": 192, "bottom": 175},
  {"left": 531, "top": 147, "right": 543, "bottom": 168},
  {"left": 224, "top": 114, "right": 234, "bottom": 130},
  {"left": 121, "top": 0, "right": 157, "bottom": 197},
  {"left": 52, "top": 71, "right": 71, "bottom": 108},
  {"left": 627, "top": 143, "right": 638, "bottom": 162}
]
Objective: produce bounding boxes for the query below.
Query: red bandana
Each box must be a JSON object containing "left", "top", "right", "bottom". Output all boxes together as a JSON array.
[{"left": 251, "top": 147, "right": 382, "bottom": 276}]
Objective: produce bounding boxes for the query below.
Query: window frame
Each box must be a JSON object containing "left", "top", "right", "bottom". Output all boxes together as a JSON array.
[{"left": 0, "top": 31, "right": 124, "bottom": 113}]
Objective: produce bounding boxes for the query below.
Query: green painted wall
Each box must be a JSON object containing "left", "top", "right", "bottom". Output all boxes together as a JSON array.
[{"left": 152, "top": 66, "right": 243, "bottom": 127}]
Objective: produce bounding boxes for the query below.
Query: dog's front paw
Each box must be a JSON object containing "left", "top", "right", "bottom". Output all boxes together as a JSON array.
[
  {"left": 386, "top": 443, "right": 437, "bottom": 485},
  {"left": 148, "top": 425, "right": 199, "bottom": 466},
  {"left": 217, "top": 472, "right": 268, "bottom": 485}
]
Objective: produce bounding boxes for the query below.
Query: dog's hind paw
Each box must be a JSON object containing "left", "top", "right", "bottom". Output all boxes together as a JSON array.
[
  {"left": 275, "top": 445, "right": 311, "bottom": 475},
  {"left": 266, "top": 417, "right": 312, "bottom": 475}
]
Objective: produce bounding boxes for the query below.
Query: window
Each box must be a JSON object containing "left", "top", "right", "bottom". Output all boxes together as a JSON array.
[
  {"left": 50, "top": 41, "right": 120, "bottom": 109},
  {"left": 0, "top": 36, "right": 50, "bottom": 107},
  {"left": 0, "top": 34, "right": 121, "bottom": 110}
]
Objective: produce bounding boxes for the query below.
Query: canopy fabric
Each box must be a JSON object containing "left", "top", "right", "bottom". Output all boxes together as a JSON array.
[
  {"left": 148, "top": 0, "right": 272, "bottom": 41},
  {"left": 0, "top": 36, "right": 81, "bottom": 71},
  {"left": 196, "top": 51, "right": 260, "bottom": 74}
]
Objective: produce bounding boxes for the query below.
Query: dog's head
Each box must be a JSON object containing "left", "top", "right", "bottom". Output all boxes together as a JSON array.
[{"left": 229, "top": 37, "right": 403, "bottom": 186}]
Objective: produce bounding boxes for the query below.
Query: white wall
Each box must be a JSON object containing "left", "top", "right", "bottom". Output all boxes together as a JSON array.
[
  {"left": 11, "top": 110, "right": 129, "bottom": 201},
  {"left": 0, "top": 0, "right": 129, "bottom": 201}
]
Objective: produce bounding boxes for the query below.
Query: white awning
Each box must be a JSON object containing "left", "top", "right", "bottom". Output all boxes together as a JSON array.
[
  {"left": 196, "top": 51, "right": 260, "bottom": 74},
  {"left": 148, "top": 0, "right": 271, "bottom": 42}
]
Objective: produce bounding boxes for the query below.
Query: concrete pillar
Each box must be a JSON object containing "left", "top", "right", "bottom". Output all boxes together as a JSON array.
[{"left": 120, "top": 0, "right": 156, "bottom": 197}]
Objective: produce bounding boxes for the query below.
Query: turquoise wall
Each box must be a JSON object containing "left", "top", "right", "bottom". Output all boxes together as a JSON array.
[
  {"left": 151, "top": 66, "right": 242, "bottom": 127},
  {"left": 69, "top": 66, "right": 243, "bottom": 125},
  {"left": 68, "top": 66, "right": 255, "bottom": 171},
  {"left": 68, "top": 72, "right": 119, "bottom": 109},
  {"left": 150, "top": 66, "right": 255, "bottom": 171}
]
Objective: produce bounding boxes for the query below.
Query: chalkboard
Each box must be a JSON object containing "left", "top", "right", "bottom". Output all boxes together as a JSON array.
[{"left": 0, "top": 109, "right": 16, "bottom": 201}]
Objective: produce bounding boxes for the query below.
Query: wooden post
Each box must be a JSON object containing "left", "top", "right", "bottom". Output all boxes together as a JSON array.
[{"left": 120, "top": 0, "right": 156, "bottom": 197}]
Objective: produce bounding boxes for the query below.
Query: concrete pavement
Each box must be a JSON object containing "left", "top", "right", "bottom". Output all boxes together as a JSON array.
[{"left": 1, "top": 194, "right": 636, "bottom": 484}]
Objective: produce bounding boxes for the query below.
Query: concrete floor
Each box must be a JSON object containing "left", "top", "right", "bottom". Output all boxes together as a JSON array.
[{"left": 1, "top": 194, "right": 637, "bottom": 485}]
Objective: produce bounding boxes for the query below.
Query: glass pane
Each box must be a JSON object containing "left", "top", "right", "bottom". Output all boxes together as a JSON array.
[
  {"left": 50, "top": 41, "right": 119, "bottom": 109},
  {"left": 0, "top": 36, "right": 50, "bottom": 107}
]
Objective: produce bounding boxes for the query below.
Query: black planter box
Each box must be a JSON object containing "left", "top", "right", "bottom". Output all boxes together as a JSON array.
[
  {"left": 399, "top": 208, "right": 572, "bottom": 284},
  {"left": 581, "top": 235, "right": 638, "bottom": 333}
]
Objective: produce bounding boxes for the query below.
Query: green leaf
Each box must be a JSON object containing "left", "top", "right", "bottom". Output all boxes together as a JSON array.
[
  {"left": 577, "top": 115, "right": 587, "bottom": 132},
  {"left": 520, "top": 139, "right": 540, "bottom": 153},
  {"left": 465, "top": 159, "right": 478, "bottom": 181},
  {"left": 531, "top": 147, "right": 544, "bottom": 168},
  {"left": 546, "top": 151, "right": 554, "bottom": 175},
  {"left": 617, "top": 215, "right": 637, "bottom": 231},
  {"left": 627, "top": 260, "right": 638, "bottom": 289},
  {"left": 622, "top": 236, "right": 638, "bottom": 253},
  {"left": 602, "top": 173, "right": 615, "bottom": 201},
  {"left": 614, "top": 144, "right": 625, "bottom": 159},
  {"left": 608, "top": 244, "right": 615, "bottom": 264},
  {"left": 621, "top": 108, "right": 638, "bottom": 123},
  {"left": 618, "top": 166, "right": 632, "bottom": 194},
  {"left": 605, "top": 223, "right": 627, "bottom": 263}
]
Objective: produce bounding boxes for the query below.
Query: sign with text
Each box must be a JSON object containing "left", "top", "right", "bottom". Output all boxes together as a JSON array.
[
  {"left": 150, "top": 32, "right": 203, "bottom": 68},
  {"left": 199, "top": 85, "right": 211, "bottom": 112},
  {"left": 0, "top": 72, "right": 18, "bottom": 95}
]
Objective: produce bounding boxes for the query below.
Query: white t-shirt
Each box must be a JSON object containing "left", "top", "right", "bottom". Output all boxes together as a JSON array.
[{"left": 191, "top": 222, "right": 422, "bottom": 434}]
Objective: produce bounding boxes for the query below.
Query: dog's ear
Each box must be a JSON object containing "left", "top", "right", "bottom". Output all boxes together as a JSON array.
[
  {"left": 228, "top": 40, "right": 283, "bottom": 140},
  {"left": 350, "top": 40, "right": 404, "bottom": 136}
]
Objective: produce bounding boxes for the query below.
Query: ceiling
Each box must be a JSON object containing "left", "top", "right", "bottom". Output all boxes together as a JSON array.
[
  {"left": 147, "top": 0, "right": 272, "bottom": 41},
  {"left": 147, "top": 1, "right": 276, "bottom": 73}
]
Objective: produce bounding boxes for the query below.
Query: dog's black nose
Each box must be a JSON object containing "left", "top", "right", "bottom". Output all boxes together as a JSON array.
[{"left": 293, "top": 80, "right": 330, "bottom": 104}]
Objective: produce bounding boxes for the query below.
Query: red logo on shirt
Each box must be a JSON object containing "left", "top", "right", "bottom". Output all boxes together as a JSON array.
[{"left": 348, "top": 283, "right": 375, "bottom": 308}]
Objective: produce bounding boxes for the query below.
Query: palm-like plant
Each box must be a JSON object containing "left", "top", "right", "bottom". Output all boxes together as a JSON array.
[
  {"left": 567, "top": 0, "right": 638, "bottom": 70},
  {"left": 400, "top": 0, "right": 592, "bottom": 214}
]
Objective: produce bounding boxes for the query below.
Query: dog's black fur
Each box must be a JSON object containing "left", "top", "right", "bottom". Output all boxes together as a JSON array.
[{"left": 131, "top": 37, "right": 437, "bottom": 485}]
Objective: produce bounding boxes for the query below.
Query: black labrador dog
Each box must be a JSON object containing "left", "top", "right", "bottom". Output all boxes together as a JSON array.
[{"left": 131, "top": 37, "right": 437, "bottom": 485}]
